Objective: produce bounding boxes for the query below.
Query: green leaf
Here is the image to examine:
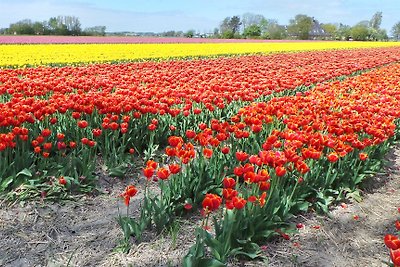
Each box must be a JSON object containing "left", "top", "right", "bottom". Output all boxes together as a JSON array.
[
  {"left": 108, "top": 166, "right": 126, "bottom": 178},
  {"left": 204, "top": 235, "right": 222, "bottom": 249},
  {"left": 16, "top": 168, "right": 32, "bottom": 178},
  {"left": 290, "top": 201, "right": 309, "bottom": 213},
  {"left": 347, "top": 190, "right": 362, "bottom": 202},
  {"left": 232, "top": 250, "right": 259, "bottom": 260},
  {"left": 0, "top": 176, "right": 14, "bottom": 191},
  {"left": 258, "top": 229, "right": 277, "bottom": 239}
]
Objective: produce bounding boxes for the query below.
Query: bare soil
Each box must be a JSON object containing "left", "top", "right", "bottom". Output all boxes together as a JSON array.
[{"left": 1, "top": 146, "right": 399, "bottom": 267}]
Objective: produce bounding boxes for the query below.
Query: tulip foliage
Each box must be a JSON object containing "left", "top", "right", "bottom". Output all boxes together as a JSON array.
[{"left": 2, "top": 45, "right": 400, "bottom": 264}]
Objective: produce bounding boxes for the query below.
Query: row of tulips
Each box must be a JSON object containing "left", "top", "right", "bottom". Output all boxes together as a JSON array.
[
  {"left": 2, "top": 48, "right": 400, "bottom": 198},
  {"left": 120, "top": 61, "right": 400, "bottom": 265},
  {"left": 1, "top": 41, "right": 399, "bottom": 68}
]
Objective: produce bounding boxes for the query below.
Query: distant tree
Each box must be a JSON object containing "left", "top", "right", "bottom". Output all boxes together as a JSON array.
[
  {"left": 48, "top": 17, "right": 58, "bottom": 33},
  {"left": 47, "top": 17, "right": 67, "bottom": 35},
  {"left": 259, "top": 18, "right": 270, "bottom": 37},
  {"left": 243, "top": 24, "right": 261, "bottom": 38},
  {"left": 242, "top": 13, "right": 275, "bottom": 39},
  {"left": 392, "top": 22, "right": 400, "bottom": 40},
  {"left": 241, "top": 13, "right": 265, "bottom": 32},
  {"left": 5, "top": 16, "right": 106, "bottom": 36},
  {"left": 213, "top": 27, "right": 220, "bottom": 38},
  {"left": 287, "top": 14, "right": 313, "bottom": 40},
  {"left": 370, "top": 28, "right": 388, "bottom": 41},
  {"left": 229, "top": 16, "right": 242, "bottom": 35},
  {"left": 32, "top": 21, "right": 45, "bottom": 35},
  {"left": 265, "top": 21, "right": 287, "bottom": 39},
  {"left": 162, "top": 31, "right": 177, "bottom": 37},
  {"left": 221, "top": 29, "right": 234, "bottom": 39},
  {"left": 220, "top": 17, "right": 230, "bottom": 33},
  {"left": 185, "top": 29, "right": 195, "bottom": 38},
  {"left": 370, "top": 11, "right": 383, "bottom": 30},
  {"left": 64, "top": 16, "right": 81, "bottom": 35},
  {"left": 366, "top": 12, "right": 387, "bottom": 41},
  {"left": 47, "top": 16, "right": 81, "bottom": 35},
  {"left": 351, "top": 23, "right": 369, "bottom": 41},
  {"left": 220, "top": 16, "right": 242, "bottom": 38},
  {"left": 336, "top": 23, "right": 351, "bottom": 40},
  {"left": 8, "top": 19, "right": 35, "bottom": 35},
  {"left": 84, "top": 26, "right": 106, "bottom": 36},
  {"left": 321, "top": 23, "right": 337, "bottom": 39}
]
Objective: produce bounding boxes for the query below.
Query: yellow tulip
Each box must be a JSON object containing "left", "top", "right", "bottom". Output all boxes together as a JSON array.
[{"left": 1, "top": 41, "right": 400, "bottom": 67}]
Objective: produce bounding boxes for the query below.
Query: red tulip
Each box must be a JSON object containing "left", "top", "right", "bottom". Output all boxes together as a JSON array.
[
  {"left": 222, "top": 177, "right": 236, "bottom": 188},
  {"left": 156, "top": 167, "right": 170, "bottom": 180},
  {"left": 275, "top": 166, "right": 286, "bottom": 177},
  {"left": 327, "top": 152, "right": 339, "bottom": 163},
  {"left": 390, "top": 248, "right": 400, "bottom": 266},
  {"left": 359, "top": 152, "right": 368, "bottom": 161},
  {"left": 384, "top": 234, "right": 400, "bottom": 250},
  {"left": 202, "top": 148, "right": 213, "bottom": 159},
  {"left": 143, "top": 167, "right": 155, "bottom": 179},
  {"left": 202, "top": 193, "right": 222, "bottom": 213},
  {"left": 235, "top": 151, "right": 248, "bottom": 162},
  {"left": 168, "top": 164, "right": 181, "bottom": 174},
  {"left": 185, "top": 129, "right": 196, "bottom": 139},
  {"left": 232, "top": 196, "right": 247, "bottom": 210},
  {"left": 59, "top": 176, "right": 67, "bottom": 185}
]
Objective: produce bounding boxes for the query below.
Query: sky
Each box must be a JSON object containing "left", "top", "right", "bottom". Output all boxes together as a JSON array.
[{"left": 0, "top": 0, "right": 399, "bottom": 34}]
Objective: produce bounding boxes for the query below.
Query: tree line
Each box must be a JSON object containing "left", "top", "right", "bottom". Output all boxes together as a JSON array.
[
  {"left": 207, "top": 11, "right": 399, "bottom": 41},
  {"left": 0, "top": 16, "right": 106, "bottom": 36},
  {"left": 163, "top": 11, "right": 399, "bottom": 41},
  {"left": 2, "top": 12, "right": 400, "bottom": 40}
]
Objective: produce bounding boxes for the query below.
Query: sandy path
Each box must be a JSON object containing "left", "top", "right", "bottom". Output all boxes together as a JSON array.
[{"left": 0, "top": 146, "right": 399, "bottom": 267}]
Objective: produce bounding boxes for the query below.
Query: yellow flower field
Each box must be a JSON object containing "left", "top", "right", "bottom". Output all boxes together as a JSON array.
[{"left": 1, "top": 41, "right": 400, "bottom": 67}]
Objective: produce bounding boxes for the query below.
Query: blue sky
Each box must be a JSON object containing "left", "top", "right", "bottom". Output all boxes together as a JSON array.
[{"left": 0, "top": 0, "right": 399, "bottom": 33}]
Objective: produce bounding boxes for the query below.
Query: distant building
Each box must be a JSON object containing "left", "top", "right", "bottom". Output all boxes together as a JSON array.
[{"left": 309, "top": 19, "right": 329, "bottom": 39}]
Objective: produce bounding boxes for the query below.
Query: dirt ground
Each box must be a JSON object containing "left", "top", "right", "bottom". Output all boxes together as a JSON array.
[{"left": 1, "top": 146, "right": 399, "bottom": 267}]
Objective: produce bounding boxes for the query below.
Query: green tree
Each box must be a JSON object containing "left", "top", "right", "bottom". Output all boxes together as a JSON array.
[
  {"left": 229, "top": 16, "right": 242, "bottom": 35},
  {"left": 184, "top": 29, "right": 195, "bottom": 38},
  {"left": 84, "top": 26, "right": 106, "bottom": 36},
  {"left": 351, "top": 23, "right": 369, "bottom": 41},
  {"left": 370, "top": 28, "right": 388, "bottom": 41},
  {"left": 220, "top": 16, "right": 242, "bottom": 38},
  {"left": 32, "top": 21, "right": 45, "bottom": 35},
  {"left": 64, "top": 16, "right": 81, "bottom": 35},
  {"left": 259, "top": 18, "right": 270, "bottom": 37},
  {"left": 367, "top": 12, "right": 387, "bottom": 41},
  {"left": 370, "top": 11, "right": 383, "bottom": 30},
  {"left": 287, "top": 14, "right": 313, "bottom": 40},
  {"left": 8, "top": 19, "right": 35, "bottom": 35},
  {"left": 241, "top": 13, "right": 265, "bottom": 31},
  {"left": 392, "top": 22, "right": 400, "bottom": 40},
  {"left": 212, "top": 28, "right": 220, "bottom": 38},
  {"left": 336, "top": 23, "right": 351, "bottom": 40},
  {"left": 321, "top": 23, "right": 337, "bottom": 39},
  {"left": 48, "top": 17, "right": 58, "bottom": 34},
  {"left": 265, "top": 21, "right": 287, "bottom": 39},
  {"left": 47, "top": 16, "right": 81, "bottom": 35},
  {"left": 243, "top": 24, "right": 261, "bottom": 38},
  {"left": 161, "top": 31, "right": 176, "bottom": 37}
]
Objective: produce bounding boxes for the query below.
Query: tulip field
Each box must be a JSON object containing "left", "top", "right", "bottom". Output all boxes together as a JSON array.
[{"left": 1, "top": 39, "right": 400, "bottom": 266}]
